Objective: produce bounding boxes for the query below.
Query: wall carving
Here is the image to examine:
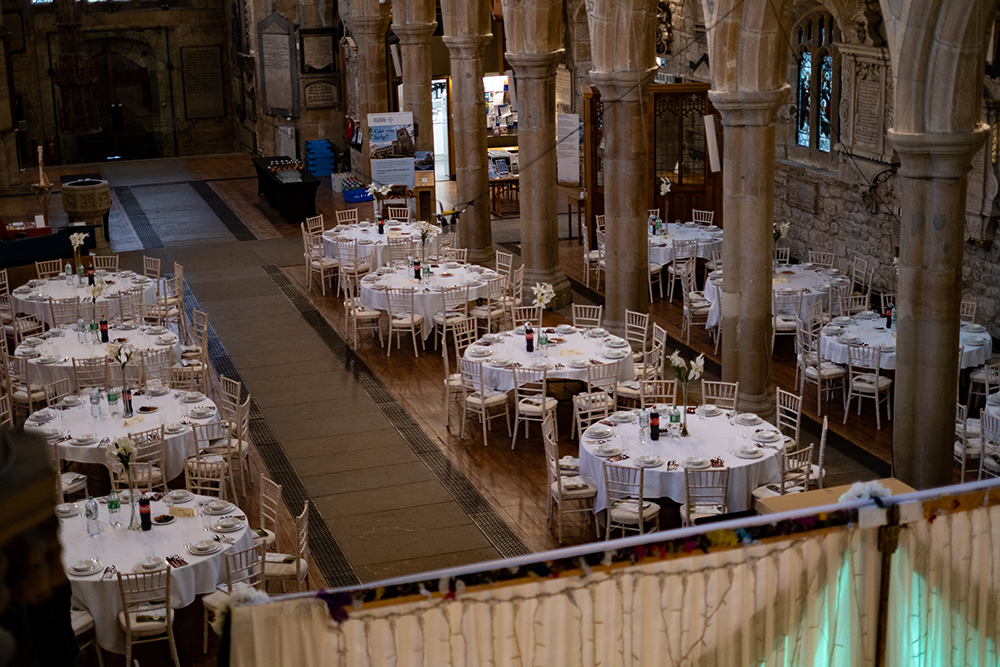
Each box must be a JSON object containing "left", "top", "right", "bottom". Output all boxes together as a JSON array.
[
  {"left": 838, "top": 44, "right": 893, "bottom": 163},
  {"left": 966, "top": 96, "right": 1000, "bottom": 247}
]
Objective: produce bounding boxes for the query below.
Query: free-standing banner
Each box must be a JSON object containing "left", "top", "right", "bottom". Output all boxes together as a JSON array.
[{"left": 368, "top": 112, "right": 415, "bottom": 188}]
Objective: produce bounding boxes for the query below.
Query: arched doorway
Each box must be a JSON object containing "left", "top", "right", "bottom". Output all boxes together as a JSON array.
[{"left": 77, "top": 50, "right": 158, "bottom": 161}]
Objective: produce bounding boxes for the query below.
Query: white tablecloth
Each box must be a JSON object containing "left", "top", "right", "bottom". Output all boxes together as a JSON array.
[
  {"left": 23, "top": 391, "right": 219, "bottom": 480},
  {"left": 648, "top": 223, "right": 723, "bottom": 266},
  {"left": 820, "top": 319, "right": 992, "bottom": 370},
  {"left": 359, "top": 264, "right": 495, "bottom": 339},
  {"left": 12, "top": 274, "right": 160, "bottom": 326},
  {"left": 464, "top": 328, "right": 636, "bottom": 393},
  {"left": 578, "top": 411, "right": 783, "bottom": 512},
  {"left": 322, "top": 222, "right": 440, "bottom": 267},
  {"left": 704, "top": 264, "right": 842, "bottom": 329},
  {"left": 14, "top": 325, "right": 182, "bottom": 386},
  {"left": 60, "top": 494, "right": 252, "bottom": 653}
]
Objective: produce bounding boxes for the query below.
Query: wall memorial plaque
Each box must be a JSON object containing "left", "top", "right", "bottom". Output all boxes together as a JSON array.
[
  {"left": 300, "top": 29, "right": 336, "bottom": 74},
  {"left": 181, "top": 46, "right": 225, "bottom": 119},
  {"left": 838, "top": 45, "right": 893, "bottom": 163},
  {"left": 787, "top": 176, "right": 818, "bottom": 213},
  {"left": 304, "top": 80, "right": 339, "bottom": 109},
  {"left": 257, "top": 13, "right": 299, "bottom": 117}
]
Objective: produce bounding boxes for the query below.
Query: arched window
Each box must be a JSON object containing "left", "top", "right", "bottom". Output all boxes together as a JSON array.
[{"left": 794, "top": 10, "right": 838, "bottom": 154}]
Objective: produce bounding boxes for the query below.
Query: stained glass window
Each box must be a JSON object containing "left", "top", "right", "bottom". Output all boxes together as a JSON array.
[
  {"left": 797, "top": 52, "right": 811, "bottom": 148},
  {"left": 818, "top": 53, "right": 833, "bottom": 152}
]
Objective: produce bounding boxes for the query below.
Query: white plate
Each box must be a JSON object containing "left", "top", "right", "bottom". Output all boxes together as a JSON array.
[
  {"left": 606, "top": 338, "right": 629, "bottom": 348},
  {"left": 40, "top": 427, "right": 63, "bottom": 439},
  {"left": 837, "top": 335, "right": 861, "bottom": 345},
  {"left": 29, "top": 410, "right": 56, "bottom": 422},
  {"left": 634, "top": 455, "right": 663, "bottom": 468},
  {"left": 737, "top": 413, "right": 762, "bottom": 426},
  {"left": 133, "top": 557, "right": 166, "bottom": 572},
  {"left": 488, "top": 358, "right": 511, "bottom": 368},
  {"left": 752, "top": 430, "right": 781, "bottom": 443},
  {"left": 568, "top": 359, "right": 588, "bottom": 369},
  {"left": 480, "top": 334, "right": 501, "bottom": 343},
  {"left": 57, "top": 503, "right": 79, "bottom": 516},
  {"left": 593, "top": 446, "right": 622, "bottom": 458},
  {"left": 146, "top": 326, "right": 166, "bottom": 334},
  {"left": 880, "top": 345, "right": 896, "bottom": 353},
  {"left": 188, "top": 542, "right": 222, "bottom": 556},
  {"left": 189, "top": 407, "right": 217, "bottom": 419},
  {"left": 602, "top": 349, "right": 629, "bottom": 359},
  {"left": 69, "top": 560, "right": 103, "bottom": 576},
  {"left": 610, "top": 411, "right": 635, "bottom": 423},
  {"left": 529, "top": 362, "right": 551, "bottom": 370},
  {"left": 181, "top": 391, "right": 206, "bottom": 403},
  {"left": 832, "top": 317, "right": 854, "bottom": 325},
  {"left": 735, "top": 448, "right": 764, "bottom": 459},
  {"left": 152, "top": 515, "right": 177, "bottom": 526},
  {"left": 586, "top": 328, "right": 608, "bottom": 338},
  {"left": 38, "top": 355, "right": 64, "bottom": 365},
  {"left": 22, "top": 337, "right": 44, "bottom": 347},
  {"left": 696, "top": 404, "right": 721, "bottom": 417},
  {"left": 132, "top": 276, "right": 150, "bottom": 283},
  {"left": 586, "top": 426, "right": 613, "bottom": 439},
  {"left": 556, "top": 325, "right": 575, "bottom": 334},
  {"left": 823, "top": 325, "right": 845, "bottom": 334},
  {"left": 157, "top": 336, "right": 177, "bottom": 345},
  {"left": 168, "top": 489, "right": 193, "bottom": 502},
  {"left": 468, "top": 347, "right": 492, "bottom": 357},
  {"left": 214, "top": 521, "right": 245, "bottom": 533},
  {"left": 203, "top": 502, "right": 235, "bottom": 515},
  {"left": 684, "top": 457, "right": 710, "bottom": 469},
  {"left": 72, "top": 434, "right": 98, "bottom": 445},
  {"left": 164, "top": 423, "right": 186, "bottom": 434}
]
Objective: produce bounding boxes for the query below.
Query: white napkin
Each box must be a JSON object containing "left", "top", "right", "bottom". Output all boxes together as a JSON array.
[
  {"left": 614, "top": 500, "right": 650, "bottom": 513},
  {"left": 559, "top": 456, "right": 579, "bottom": 470},
  {"left": 561, "top": 476, "right": 588, "bottom": 490}
]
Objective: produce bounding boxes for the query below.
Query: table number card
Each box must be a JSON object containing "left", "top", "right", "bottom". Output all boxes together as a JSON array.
[
  {"left": 560, "top": 349, "right": 583, "bottom": 356},
  {"left": 123, "top": 416, "right": 146, "bottom": 427},
  {"left": 169, "top": 507, "right": 196, "bottom": 519},
  {"left": 772, "top": 278, "right": 788, "bottom": 285}
]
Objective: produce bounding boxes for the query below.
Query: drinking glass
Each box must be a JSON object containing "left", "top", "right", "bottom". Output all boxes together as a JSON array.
[
  {"left": 143, "top": 540, "right": 156, "bottom": 562},
  {"left": 201, "top": 511, "right": 213, "bottom": 532},
  {"left": 182, "top": 529, "right": 192, "bottom": 549}
]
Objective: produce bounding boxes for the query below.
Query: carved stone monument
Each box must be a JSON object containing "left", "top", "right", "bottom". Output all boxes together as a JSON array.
[
  {"left": 965, "top": 94, "right": 1000, "bottom": 246},
  {"left": 838, "top": 45, "right": 893, "bottom": 163},
  {"left": 304, "top": 80, "right": 339, "bottom": 109},
  {"left": 257, "top": 13, "right": 299, "bottom": 116}
]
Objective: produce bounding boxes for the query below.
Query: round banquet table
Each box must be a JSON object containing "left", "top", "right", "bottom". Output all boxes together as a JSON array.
[
  {"left": 60, "top": 493, "right": 252, "bottom": 653},
  {"left": 23, "top": 390, "right": 220, "bottom": 480},
  {"left": 359, "top": 263, "right": 496, "bottom": 339},
  {"left": 12, "top": 273, "right": 160, "bottom": 327},
  {"left": 648, "top": 222, "right": 723, "bottom": 265},
  {"left": 322, "top": 221, "right": 440, "bottom": 267},
  {"left": 13, "top": 324, "right": 182, "bottom": 386},
  {"left": 578, "top": 409, "right": 783, "bottom": 513},
  {"left": 704, "top": 264, "right": 845, "bottom": 329},
  {"left": 463, "top": 327, "right": 636, "bottom": 394},
  {"left": 819, "top": 318, "right": 993, "bottom": 371}
]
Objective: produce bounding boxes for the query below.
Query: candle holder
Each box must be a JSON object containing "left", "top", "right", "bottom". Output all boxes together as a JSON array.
[{"left": 31, "top": 181, "right": 55, "bottom": 227}]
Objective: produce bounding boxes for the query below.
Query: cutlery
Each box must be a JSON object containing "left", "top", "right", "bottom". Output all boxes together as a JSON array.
[
  {"left": 213, "top": 534, "right": 235, "bottom": 544},
  {"left": 101, "top": 567, "right": 111, "bottom": 580}
]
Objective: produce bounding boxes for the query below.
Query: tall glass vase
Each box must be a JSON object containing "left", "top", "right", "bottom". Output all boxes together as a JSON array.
[
  {"left": 126, "top": 466, "right": 141, "bottom": 531},
  {"left": 122, "top": 380, "right": 133, "bottom": 417},
  {"left": 681, "top": 384, "right": 690, "bottom": 437}
]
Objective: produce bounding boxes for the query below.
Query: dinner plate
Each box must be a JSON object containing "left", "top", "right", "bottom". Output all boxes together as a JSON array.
[
  {"left": 181, "top": 391, "right": 206, "bottom": 403},
  {"left": 133, "top": 557, "right": 166, "bottom": 572},
  {"left": 605, "top": 337, "right": 629, "bottom": 348},
  {"left": 610, "top": 411, "right": 636, "bottom": 423},
  {"left": 138, "top": 406, "right": 159, "bottom": 414},
  {"left": 586, "top": 327, "right": 608, "bottom": 338},
  {"left": 38, "top": 355, "right": 64, "bottom": 364},
  {"left": 737, "top": 413, "right": 762, "bottom": 426},
  {"left": 513, "top": 326, "right": 526, "bottom": 335},
  {"left": 602, "top": 349, "right": 629, "bottom": 360},
  {"left": 683, "top": 457, "right": 710, "bottom": 469},
  {"left": 593, "top": 446, "right": 622, "bottom": 458},
  {"left": 40, "top": 427, "right": 63, "bottom": 439},
  {"left": 203, "top": 501, "right": 235, "bottom": 515},
  {"left": 488, "top": 358, "right": 512, "bottom": 367},
  {"left": 157, "top": 335, "right": 177, "bottom": 345},
  {"left": 188, "top": 541, "right": 222, "bottom": 556},
  {"left": 189, "top": 407, "right": 216, "bottom": 419},
  {"left": 16, "top": 349, "right": 41, "bottom": 358},
  {"left": 556, "top": 325, "right": 575, "bottom": 334},
  {"left": 546, "top": 337, "right": 565, "bottom": 345},
  {"left": 709, "top": 270, "right": 723, "bottom": 278},
  {"left": 480, "top": 333, "right": 501, "bottom": 343},
  {"left": 735, "top": 447, "right": 764, "bottom": 459},
  {"left": 118, "top": 322, "right": 139, "bottom": 330},
  {"left": 696, "top": 404, "right": 721, "bottom": 417},
  {"left": 132, "top": 276, "right": 150, "bottom": 283},
  {"left": 987, "top": 393, "right": 1000, "bottom": 405},
  {"left": 634, "top": 455, "right": 663, "bottom": 468},
  {"left": 164, "top": 423, "right": 186, "bottom": 434},
  {"left": 964, "top": 323, "right": 986, "bottom": 333},
  {"left": 22, "top": 337, "right": 44, "bottom": 347},
  {"left": 69, "top": 560, "right": 103, "bottom": 576},
  {"left": 568, "top": 359, "right": 588, "bottom": 369},
  {"left": 752, "top": 429, "right": 781, "bottom": 444},
  {"left": 837, "top": 335, "right": 861, "bottom": 345},
  {"left": 168, "top": 489, "right": 193, "bottom": 502},
  {"left": 823, "top": 325, "right": 845, "bottom": 334},
  {"left": 72, "top": 434, "right": 98, "bottom": 445},
  {"left": 146, "top": 326, "right": 166, "bottom": 334},
  {"left": 29, "top": 410, "right": 55, "bottom": 423},
  {"left": 529, "top": 362, "right": 551, "bottom": 370},
  {"left": 586, "top": 425, "right": 613, "bottom": 439},
  {"left": 56, "top": 503, "right": 79, "bottom": 517},
  {"left": 832, "top": 316, "right": 854, "bottom": 325},
  {"left": 148, "top": 387, "right": 171, "bottom": 397},
  {"left": 683, "top": 222, "right": 699, "bottom": 228},
  {"left": 880, "top": 345, "right": 896, "bottom": 352},
  {"left": 214, "top": 520, "right": 245, "bottom": 533},
  {"left": 468, "top": 347, "right": 492, "bottom": 358}
]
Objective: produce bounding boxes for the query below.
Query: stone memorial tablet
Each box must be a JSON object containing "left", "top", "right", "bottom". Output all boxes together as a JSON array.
[
  {"left": 304, "top": 80, "right": 338, "bottom": 109},
  {"left": 181, "top": 46, "right": 225, "bottom": 119},
  {"left": 787, "top": 176, "right": 818, "bottom": 213},
  {"left": 301, "top": 30, "right": 336, "bottom": 73},
  {"left": 258, "top": 13, "right": 299, "bottom": 116}
]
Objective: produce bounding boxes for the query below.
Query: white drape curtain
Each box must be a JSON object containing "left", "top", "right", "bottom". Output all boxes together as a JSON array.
[
  {"left": 886, "top": 502, "right": 1000, "bottom": 666},
  {"left": 231, "top": 525, "right": 881, "bottom": 667}
]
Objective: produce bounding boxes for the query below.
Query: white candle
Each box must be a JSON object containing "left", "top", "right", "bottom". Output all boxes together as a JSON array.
[{"left": 37, "top": 146, "right": 43, "bottom": 183}]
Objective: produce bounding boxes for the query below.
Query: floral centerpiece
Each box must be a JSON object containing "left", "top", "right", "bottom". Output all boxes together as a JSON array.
[
  {"left": 669, "top": 350, "right": 705, "bottom": 436},
  {"left": 531, "top": 282, "right": 555, "bottom": 315},
  {"left": 416, "top": 221, "right": 439, "bottom": 251},
  {"left": 88, "top": 280, "right": 107, "bottom": 323},
  {"left": 773, "top": 221, "right": 789, "bottom": 243},
  {"left": 70, "top": 231, "right": 89, "bottom": 274},
  {"left": 107, "top": 342, "right": 137, "bottom": 413},
  {"left": 659, "top": 176, "right": 671, "bottom": 222},
  {"left": 108, "top": 436, "right": 140, "bottom": 530},
  {"left": 366, "top": 183, "right": 393, "bottom": 219}
]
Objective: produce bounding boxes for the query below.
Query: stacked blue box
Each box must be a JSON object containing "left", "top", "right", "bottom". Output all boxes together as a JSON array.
[{"left": 305, "top": 140, "right": 337, "bottom": 176}]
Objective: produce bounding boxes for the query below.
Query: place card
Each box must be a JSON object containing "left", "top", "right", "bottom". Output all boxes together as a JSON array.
[
  {"left": 772, "top": 277, "right": 788, "bottom": 285},
  {"left": 123, "top": 416, "right": 146, "bottom": 427},
  {"left": 560, "top": 349, "right": 583, "bottom": 356},
  {"left": 169, "top": 506, "right": 196, "bottom": 518}
]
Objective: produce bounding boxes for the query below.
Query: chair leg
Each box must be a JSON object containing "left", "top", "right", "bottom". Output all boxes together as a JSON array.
[{"left": 204, "top": 607, "right": 211, "bottom": 653}]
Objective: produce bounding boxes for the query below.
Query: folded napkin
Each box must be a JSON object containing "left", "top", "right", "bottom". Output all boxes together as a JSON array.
[
  {"left": 254, "top": 528, "right": 269, "bottom": 538},
  {"left": 561, "top": 476, "right": 588, "bottom": 490},
  {"left": 265, "top": 553, "right": 296, "bottom": 564},
  {"left": 613, "top": 500, "right": 650, "bottom": 513},
  {"left": 61, "top": 472, "right": 85, "bottom": 485},
  {"left": 136, "top": 615, "right": 166, "bottom": 623},
  {"left": 559, "top": 456, "right": 579, "bottom": 470}
]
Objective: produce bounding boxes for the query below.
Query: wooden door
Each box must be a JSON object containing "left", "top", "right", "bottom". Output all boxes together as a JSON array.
[{"left": 77, "top": 50, "right": 157, "bottom": 161}]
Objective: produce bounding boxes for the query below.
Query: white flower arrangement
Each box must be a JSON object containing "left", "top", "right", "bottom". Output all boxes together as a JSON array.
[
  {"left": 531, "top": 282, "right": 556, "bottom": 309},
  {"left": 210, "top": 583, "right": 270, "bottom": 636},
  {"left": 108, "top": 436, "right": 134, "bottom": 469},
  {"left": 416, "top": 221, "right": 439, "bottom": 245},
  {"left": 669, "top": 350, "right": 704, "bottom": 384},
  {"left": 89, "top": 280, "right": 107, "bottom": 300},
  {"left": 366, "top": 183, "right": 392, "bottom": 202},
  {"left": 660, "top": 176, "right": 671, "bottom": 196},
  {"left": 107, "top": 341, "right": 137, "bottom": 372},
  {"left": 839, "top": 480, "right": 892, "bottom": 504},
  {"left": 773, "top": 222, "right": 790, "bottom": 242},
  {"left": 69, "top": 232, "right": 89, "bottom": 250}
]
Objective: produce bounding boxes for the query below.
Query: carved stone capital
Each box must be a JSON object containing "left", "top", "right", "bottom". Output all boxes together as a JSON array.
[
  {"left": 589, "top": 68, "right": 656, "bottom": 104},
  {"left": 391, "top": 22, "right": 437, "bottom": 46},
  {"left": 889, "top": 126, "right": 989, "bottom": 180},
  {"left": 506, "top": 51, "right": 564, "bottom": 80},
  {"left": 442, "top": 34, "right": 492, "bottom": 60},
  {"left": 708, "top": 86, "right": 790, "bottom": 128}
]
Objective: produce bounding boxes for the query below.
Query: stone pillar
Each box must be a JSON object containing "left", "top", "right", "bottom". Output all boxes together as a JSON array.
[
  {"left": 442, "top": 33, "right": 495, "bottom": 265},
  {"left": 591, "top": 72, "right": 654, "bottom": 334},
  {"left": 889, "top": 128, "right": 987, "bottom": 489},
  {"left": 709, "top": 87, "right": 788, "bottom": 423},
  {"left": 341, "top": 2, "right": 392, "bottom": 179},
  {"left": 506, "top": 51, "right": 571, "bottom": 308},
  {"left": 391, "top": 0, "right": 436, "bottom": 154}
]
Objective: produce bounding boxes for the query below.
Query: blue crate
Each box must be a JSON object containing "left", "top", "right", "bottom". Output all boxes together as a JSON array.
[{"left": 343, "top": 189, "right": 374, "bottom": 203}]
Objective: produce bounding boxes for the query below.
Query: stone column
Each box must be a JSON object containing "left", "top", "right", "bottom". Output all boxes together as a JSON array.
[
  {"left": 888, "top": 128, "right": 987, "bottom": 489},
  {"left": 391, "top": 0, "right": 436, "bottom": 154},
  {"left": 709, "top": 87, "right": 788, "bottom": 423},
  {"left": 506, "top": 51, "right": 571, "bottom": 308},
  {"left": 591, "top": 72, "right": 654, "bottom": 334},
  {"left": 341, "top": 2, "right": 392, "bottom": 179},
  {"left": 442, "top": 33, "right": 495, "bottom": 265}
]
